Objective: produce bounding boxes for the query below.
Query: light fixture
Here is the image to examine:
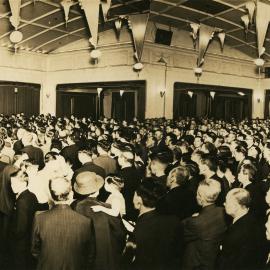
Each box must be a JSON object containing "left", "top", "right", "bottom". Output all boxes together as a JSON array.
[
  {"left": 97, "top": 87, "right": 103, "bottom": 98},
  {"left": 238, "top": 92, "right": 245, "bottom": 96},
  {"left": 187, "top": 91, "right": 193, "bottom": 98},
  {"left": 254, "top": 58, "right": 265, "bottom": 67},
  {"left": 14, "top": 87, "right": 18, "bottom": 93},
  {"left": 90, "top": 49, "right": 102, "bottom": 59},
  {"left": 160, "top": 91, "right": 165, "bottom": 98},
  {"left": 157, "top": 56, "right": 167, "bottom": 64},
  {"left": 210, "top": 91, "right": 216, "bottom": 99},
  {"left": 194, "top": 67, "right": 203, "bottom": 75},
  {"left": 9, "top": 30, "right": 23, "bottom": 43},
  {"left": 133, "top": 62, "right": 144, "bottom": 71},
  {"left": 120, "top": 90, "right": 125, "bottom": 97}
]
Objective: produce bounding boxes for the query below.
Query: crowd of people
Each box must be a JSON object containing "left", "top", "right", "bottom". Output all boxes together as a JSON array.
[{"left": 0, "top": 113, "right": 270, "bottom": 269}]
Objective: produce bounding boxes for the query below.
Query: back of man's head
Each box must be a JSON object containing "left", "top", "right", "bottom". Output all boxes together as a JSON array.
[
  {"left": 49, "top": 177, "right": 71, "bottom": 202},
  {"left": 136, "top": 179, "right": 166, "bottom": 208},
  {"left": 169, "top": 166, "right": 189, "bottom": 186},
  {"left": 196, "top": 179, "right": 221, "bottom": 207}
]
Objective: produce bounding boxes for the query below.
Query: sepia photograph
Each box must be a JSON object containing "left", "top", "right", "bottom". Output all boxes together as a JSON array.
[{"left": 0, "top": 0, "right": 269, "bottom": 269}]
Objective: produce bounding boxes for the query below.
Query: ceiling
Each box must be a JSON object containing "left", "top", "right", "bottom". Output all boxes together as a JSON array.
[{"left": 0, "top": 0, "right": 268, "bottom": 58}]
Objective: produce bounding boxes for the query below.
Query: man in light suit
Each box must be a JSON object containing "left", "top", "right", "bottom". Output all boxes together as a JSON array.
[
  {"left": 182, "top": 179, "right": 227, "bottom": 270},
  {"left": 31, "top": 177, "right": 95, "bottom": 270}
]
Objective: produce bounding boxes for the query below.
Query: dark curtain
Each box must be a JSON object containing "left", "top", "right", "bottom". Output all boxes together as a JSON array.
[
  {"left": 212, "top": 95, "right": 248, "bottom": 120},
  {"left": 265, "top": 90, "right": 270, "bottom": 119},
  {"left": 56, "top": 92, "right": 99, "bottom": 119},
  {"left": 173, "top": 92, "right": 197, "bottom": 119},
  {"left": 111, "top": 92, "right": 135, "bottom": 122},
  {"left": 0, "top": 84, "right": 40, "bottom": 116}
]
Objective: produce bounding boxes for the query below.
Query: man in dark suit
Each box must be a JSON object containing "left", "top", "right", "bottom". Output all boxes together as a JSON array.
[
  {"left": 60, "top": 129, "right": 82, "bottom": 171},
  {"left": 21, "top": 132, "right": 44, "bottom": 170},
  {"left": 73, "top": 141, "right": 106, "bottom": 183},
  {"left": 31, "top": 177, "right": 94, "bottom": 270},
  {"left": 8, "top": 169, "right": 38, "bottom": 270},
  {"left": 118, "top": 146, "right": 141, "bottom": 221},
  {"left": 73, "top": 171, "right": 126, "bottom": 270},
  {"left": 132, "top": 179, "right": 182, "bottom": 270},
  {"left": 218, "top": 188, "right": 268, "bottom": 270},
  {"left": 156, "top": 166, "right": 198, "bottom": 220},
  {"left": 182, "top": 179, "right": 227, "bottom": 270},
  {"left": 93, "top": 140, "right": 117, "bottom": 176},
  {"left": 198, "top": 155, "right": 228, "bottom": 206}
]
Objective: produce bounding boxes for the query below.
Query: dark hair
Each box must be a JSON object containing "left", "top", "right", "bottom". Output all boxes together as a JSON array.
[
  {"left": 170, "top": 166, "right": 190, "bottom": 186},
  {"left": 45, "top": 152, "right": 59, "bottom": 163},
  {"left": 201, "top": 155, "right": 217, "bottom": 172},
  {"left": 203, "top": 142, "right": 217, "bottom": 156},
  {"left": 235, "top": 145, "right": 247, "bottom": 157},
  {"left": 106, "top": 174, "right": 124, "bottom": 189},
  {"left": 136, "top": 179, "right": 166, "bottom": 208},
  {"left": 241, "top": 163, "right": 257, "bottom": 182},
  {"left": 50, "top": 139, "right": 62, "bottom": 152},
  {"left": 98, "top": 140, "right": 111, "bottom": 152}
]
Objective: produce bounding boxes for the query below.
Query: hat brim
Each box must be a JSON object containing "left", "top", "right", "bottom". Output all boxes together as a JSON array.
[{"left": 74, "top": 175, "right": 104, "bottom": 195}]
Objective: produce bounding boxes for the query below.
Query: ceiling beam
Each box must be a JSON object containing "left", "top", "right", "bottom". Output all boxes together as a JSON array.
[
  {"left": 32, "top": 27, "right": 85, "bottom": 51},
  {"left": 150, "top": 10, "right": 270, "bottom": 58},
  {"left": 17, "top": 16, "right": 84, "bottom": 46}
]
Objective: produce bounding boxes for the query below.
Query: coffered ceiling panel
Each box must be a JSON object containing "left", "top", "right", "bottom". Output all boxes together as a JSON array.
[{"left": 0, "top": 0, "right": 268, "bottom": 60}]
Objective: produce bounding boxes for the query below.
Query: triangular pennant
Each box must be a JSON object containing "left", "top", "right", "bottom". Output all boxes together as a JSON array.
[
  {"left": 128, "top": 13, "right": 149, "bottom": 62},
  {"left": 9, "top": 0, "right": 22, "bottom": 29},
  {"left": 245, "top": 1, "right": 255, "bottom": 23},
  {"left": 218, "top": 32, "right": 226, "bottom": 51},
  {"left": 61, "top": 0, "right": 73, "bottom": 27},
  {"left": 79, "top": 0, "right": 100, "bottom": 48},
  {"left": 114, "top": 18, "right": 122, "bottom": 39},
  {"left": 256, "top": 1, "right": 270, "bottom": 57},
  {"left": 197, "top": 24, "right": 215, "bottom": 67},
  {"left": 101, "top": 0, "right": 111, "bottom": 21},
  {"left": 241, "top": 14, "right": 249, "bottom": 34}
]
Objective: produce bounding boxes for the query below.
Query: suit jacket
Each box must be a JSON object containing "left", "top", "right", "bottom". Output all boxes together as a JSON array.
[
  {"left": 156, "top": 184, "right": 198, "bottom": 220},
  {"left": 74, "top": 197, "right": 126, "bottom": 270},
  {"left": 133, "top": 210, "right": 182, "bottom": 270},
  {"left": 9, "top": 190, "right": 38, "bottom": 270},
  {"left": 31, "top": 204, "right": 94, "bottom": 270},
  {"left": 182, "top": 204, "right": 227, "bottom": 270},
  {"left": 119, "top": 166, "right": 141, "bottom": 221},
  {"left": 218, "top": 212, "right": 268, "bottom": 270}
]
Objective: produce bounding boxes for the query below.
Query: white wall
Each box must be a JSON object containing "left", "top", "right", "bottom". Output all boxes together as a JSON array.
[{"left": 0, "top": 22, "right": 265, "bottom": 118}]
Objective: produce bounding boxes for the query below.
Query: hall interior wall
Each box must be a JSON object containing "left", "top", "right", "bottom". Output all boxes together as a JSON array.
[{"left": 0, "top": 22, "right": 264, "bottom": 119}]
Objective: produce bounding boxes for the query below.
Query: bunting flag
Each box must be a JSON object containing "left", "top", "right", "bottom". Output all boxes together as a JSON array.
[
  {"left": 9, "top": 0, "right": 22, "bottom": 29},
  {"left": 115, "top": 18, "right": 122, "bottom": 39},
  {"left": 101, "top": 0, "right": 111, "bottom": 21},
  {"left": 61, "top": 0, "right": 73, "bottom": 27},
  {"left": 245, "top": 1, "right": 255, "bottom": 23},
  {"left": 241, "top": 14, "right": 249, "bottom": 34},
  {"left": 79, "top": 0, "right": 100, "bottom": 48},
  {"left": 128, "top": 13, "right": 149, "bottom": 62},
  {"left": 218, "top": 31, "right": 226, "bottom": 51},
  {"left": 256, "top": 1, "right": 270, "bottom": 57},
  {"left": 197, "top": 23, "right": 215, "bottom": 67}
]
